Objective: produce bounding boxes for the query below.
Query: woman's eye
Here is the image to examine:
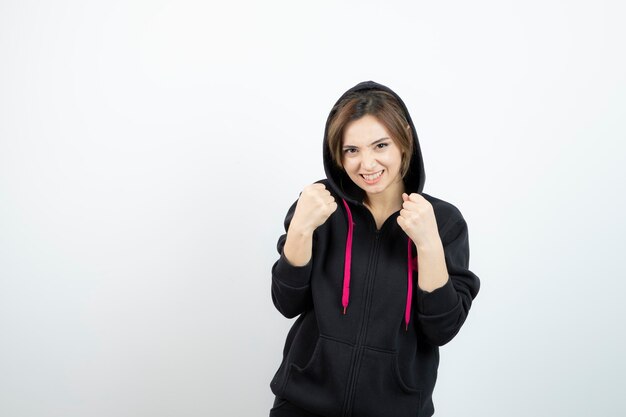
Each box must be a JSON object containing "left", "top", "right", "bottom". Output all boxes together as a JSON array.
[
  {"left": 343, "top": 148, "right": 357, "bottom": 154},
  {"left": 376, "top": 143, "right": 389, "bottom": 149}
]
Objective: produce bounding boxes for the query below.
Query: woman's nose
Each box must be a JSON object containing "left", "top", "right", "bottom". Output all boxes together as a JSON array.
[{"left": 362, "top": 154, "right": 377, "bottom": 170}]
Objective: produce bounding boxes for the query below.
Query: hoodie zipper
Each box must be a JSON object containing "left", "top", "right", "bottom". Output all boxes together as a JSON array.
[{"left": 341, "top": 227, "right": 381, "bottom": 417}]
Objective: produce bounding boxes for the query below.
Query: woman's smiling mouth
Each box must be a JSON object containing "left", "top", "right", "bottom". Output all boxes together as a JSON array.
[{"left": 360, "top": 170, "right": 384, "bottom": 184}]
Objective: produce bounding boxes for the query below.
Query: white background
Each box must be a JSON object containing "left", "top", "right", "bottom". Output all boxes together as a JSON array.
[{"left": 1, "top": 1, "right": 625, "bottom": 416}]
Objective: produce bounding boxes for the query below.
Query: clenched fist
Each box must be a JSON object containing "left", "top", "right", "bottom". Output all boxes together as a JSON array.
[
  {"left": 283, "top": 183, "right": 337, "bottom": 266},
  {"left": 291, "top": 183, "right": 338, "bottom": 234},
  {"left": 397, "top": 192, "right": 440, "bottom": 249}
]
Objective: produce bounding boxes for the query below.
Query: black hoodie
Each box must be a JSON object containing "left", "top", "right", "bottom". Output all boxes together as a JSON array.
[{"left": 269, "top": 81, "right": 480, "bottom": 417}]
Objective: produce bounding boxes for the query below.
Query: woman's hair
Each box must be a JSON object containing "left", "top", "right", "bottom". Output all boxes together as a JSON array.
[{"left": 327, "top": 89, "right": 414, "bottom": 178}]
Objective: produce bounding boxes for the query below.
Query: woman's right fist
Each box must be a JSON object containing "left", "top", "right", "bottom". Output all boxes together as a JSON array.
[{"left": 290, "top": 183, "right": 338, "bottom": 234}]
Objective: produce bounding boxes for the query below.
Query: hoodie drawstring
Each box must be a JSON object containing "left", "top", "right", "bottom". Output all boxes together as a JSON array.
[
  {"left": 341, "top": 199, "right": 354, "bottom": 315},
  {"left": 406, "top": 238, "right": 415, "bottom": 331},
  {"left": 341, "top": 198, "right": 416, "bottom": 331}
]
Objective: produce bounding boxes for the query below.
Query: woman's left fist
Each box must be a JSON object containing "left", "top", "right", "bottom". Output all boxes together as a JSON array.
[{"left": 397, "top": 193, "right": 440, "bottom": 248}]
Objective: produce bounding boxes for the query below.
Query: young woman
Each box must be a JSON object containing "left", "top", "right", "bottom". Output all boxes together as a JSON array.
[{"left": 269, "top": 81, "right": 480, "bottom": 417}]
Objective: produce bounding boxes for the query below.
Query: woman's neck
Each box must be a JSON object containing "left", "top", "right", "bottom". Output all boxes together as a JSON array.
[{"left": 363, "top": 180, "right": 405, "bottom": 217}]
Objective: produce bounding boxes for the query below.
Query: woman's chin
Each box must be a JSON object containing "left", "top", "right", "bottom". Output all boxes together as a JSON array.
[{"left": 359, "top": 182, "right": 388, "bottom": 196}]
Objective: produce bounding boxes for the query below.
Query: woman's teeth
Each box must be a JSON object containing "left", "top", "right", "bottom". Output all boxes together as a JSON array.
[{"left": 362, "top": 170, "right": 383, "bottom": 180}]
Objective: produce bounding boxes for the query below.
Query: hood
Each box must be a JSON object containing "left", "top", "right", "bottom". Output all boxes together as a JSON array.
[{"left": 322, "top": 80, "right": 426, "bottom": 205}]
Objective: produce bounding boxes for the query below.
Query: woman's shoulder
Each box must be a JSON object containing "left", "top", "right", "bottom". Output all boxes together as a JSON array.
[{"left": 420, "top": 192, "right": 465, "bottom": 230}]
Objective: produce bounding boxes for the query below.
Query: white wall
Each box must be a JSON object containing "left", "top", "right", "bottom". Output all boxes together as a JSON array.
[{"left": 1, "top": 1, "right": 624, "bottom": 416}]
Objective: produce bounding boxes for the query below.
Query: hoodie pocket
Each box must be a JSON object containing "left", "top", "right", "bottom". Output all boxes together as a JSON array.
[
  {"left": 351, "top": 348, "right": 422, "bottom": 417},
  {"left": 283, "top": 336, "right": 354, "bottom": 417}
]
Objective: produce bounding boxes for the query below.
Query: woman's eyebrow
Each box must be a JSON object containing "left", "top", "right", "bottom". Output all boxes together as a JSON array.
[
  {"left": 343, "top": 137, "right": 390, "bottom": 149},
  {"left": 369, "top": 137, "right": 390, "bottom": 146}
]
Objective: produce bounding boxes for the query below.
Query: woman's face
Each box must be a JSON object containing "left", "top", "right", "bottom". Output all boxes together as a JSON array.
[{"left": 341, "top": 114, "right": 404, "bottom": 200}]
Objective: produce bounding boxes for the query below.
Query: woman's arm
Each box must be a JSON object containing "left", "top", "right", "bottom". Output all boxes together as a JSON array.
[
  {"left": 414, "top": 216, "right": 481, "bottom": 346},
  {"left": 271, "top": 199, "right": 314, "bottom": 319},
  {"left": 283, "top": 225, "right": 314, "bottom": 266},
  {"left": 415, "top": 236, "right": 449, "bottom": 293},
  {"left": 271, "top": 184, "right": 337, "bottom": 318}
]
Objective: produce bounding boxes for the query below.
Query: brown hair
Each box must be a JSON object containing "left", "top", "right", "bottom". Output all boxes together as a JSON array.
[{"left": 327, "top": 89, "right": 414, "bottom": 178}]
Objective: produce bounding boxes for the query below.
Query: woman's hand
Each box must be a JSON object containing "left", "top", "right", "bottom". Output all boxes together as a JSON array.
[
  {"left": 283, "top": 183, "right": 337, "bottom": 266},
  {"left": 290, "top": 183, "right": 338, "bottom": 235},
  {"left": 397, "top": 193, "right": 441, "bottom": 249}
]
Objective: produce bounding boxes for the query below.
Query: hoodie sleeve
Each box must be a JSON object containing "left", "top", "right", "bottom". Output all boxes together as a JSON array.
[
  {"left": 270, "top": 199, "right": 314, "bottom": 319},
  {"left": 414, "top": 216, "right": 480, "bottom": 346}
]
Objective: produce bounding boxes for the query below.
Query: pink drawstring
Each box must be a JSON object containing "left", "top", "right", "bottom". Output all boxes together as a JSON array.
[
  {"left": 406, "top": 238, "right": 415, "bottom": 331},
  {"left": 340, "top": 199, "right": 416, "bottom": 331},
  {"left": 342, "top": 199, "right": 354, "bottom": 314}
]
